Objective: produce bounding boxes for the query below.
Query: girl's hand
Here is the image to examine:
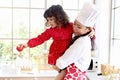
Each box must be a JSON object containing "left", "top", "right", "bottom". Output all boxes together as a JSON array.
[
  {"left": 16, "top": 44, "right": 27, "bottom": 52},
  {"left": 52, "top": 65, "right": 60, "bottom": 72},
  {"left": 88, "top": 27, "right": 95, "bottom": 38}
]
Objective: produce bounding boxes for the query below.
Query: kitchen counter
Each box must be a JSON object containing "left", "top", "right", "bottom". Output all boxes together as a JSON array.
[
  {"left": 87, "top": 71, "right": 120, "bottom": 80},
  {"left": 0, "top": 70, "right": 57, "bottom": 80},
  {"left": 0, "top": 68, "right": 106, "bottom": 80},
  {"left": 0, "top": 70, "right": 58, "bottom": 77},
  {"left": 86, "top": 71, "right": 98, "bottom": 80},
  {"left": 86, "top": 71, "right": 102, "bottom": 80},
  {"left": 0, "top": 70, "right": 103, "bottom": 80}
]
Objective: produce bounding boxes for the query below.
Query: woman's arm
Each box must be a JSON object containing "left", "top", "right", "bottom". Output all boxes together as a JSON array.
[{"left": 56, "top": 37, "right": 91, "bottom": 69}]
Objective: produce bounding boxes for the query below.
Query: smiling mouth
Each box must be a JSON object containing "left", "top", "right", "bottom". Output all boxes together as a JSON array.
[
  {"left": 50, "top": 24, "right": 54, "bottom": 26},
  {"left": 74, "top": 32, "right": 78, "bottom": 35}
]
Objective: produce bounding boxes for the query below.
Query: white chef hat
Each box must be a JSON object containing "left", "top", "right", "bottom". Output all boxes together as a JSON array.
[{"left": 76, "top": 2, "right": 100, "bottom": 27}]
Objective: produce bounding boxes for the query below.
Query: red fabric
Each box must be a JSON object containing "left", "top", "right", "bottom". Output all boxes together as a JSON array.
[
  {"left": 27, "top": 23, "right": 73, "bottom": 65},
  {"left": 63, "top": 63, "right": 87, "bottom": 80}
]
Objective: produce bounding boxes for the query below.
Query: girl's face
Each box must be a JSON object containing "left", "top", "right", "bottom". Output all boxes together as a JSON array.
[
  {"left": 47, "top": 16, "right": 57, "bottom": 28},
  {"left": 73, "top": 20, "right": 89, "bottom": 36}
]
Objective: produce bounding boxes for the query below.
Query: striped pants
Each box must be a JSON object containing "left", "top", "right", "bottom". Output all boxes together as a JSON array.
[{"left": 63, "top": 64, "right": 87, "bottom": 80}]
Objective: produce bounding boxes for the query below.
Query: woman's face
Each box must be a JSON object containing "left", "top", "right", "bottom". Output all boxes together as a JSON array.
[
  {"left": 47, "top": 16, "right": 57, "bottom": 28},
  {"left": 73, "top": 20, "right": 88, "bottom": 36}
]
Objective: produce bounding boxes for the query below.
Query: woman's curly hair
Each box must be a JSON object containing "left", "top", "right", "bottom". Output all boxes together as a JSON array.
[{"left": 44, "top": 5, "right": 69, "bottom": 27}]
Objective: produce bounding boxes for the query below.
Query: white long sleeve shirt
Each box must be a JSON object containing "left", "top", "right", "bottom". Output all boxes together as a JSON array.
[{"left": 56, "top": 36, "right": 91, "bottom": 72}]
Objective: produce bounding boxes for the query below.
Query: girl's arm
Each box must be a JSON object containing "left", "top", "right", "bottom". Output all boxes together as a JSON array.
[
  {"left": 16, "top": 28, "right": 52, "bottom": 52},
  {"left": 27, "top": 29, "right": 51, "bottom": 48}
]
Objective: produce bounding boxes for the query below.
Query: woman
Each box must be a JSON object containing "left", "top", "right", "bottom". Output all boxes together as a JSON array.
[{"left": 54, "top": 2, "right": 100, "bottom": 80}]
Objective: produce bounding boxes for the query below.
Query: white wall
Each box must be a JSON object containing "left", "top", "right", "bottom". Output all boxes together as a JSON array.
[{"left": 95, "top": 0, "right": 112, "bottom": 64}]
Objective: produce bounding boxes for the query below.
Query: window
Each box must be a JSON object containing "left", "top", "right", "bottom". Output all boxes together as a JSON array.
[
  {"left": 0, "top": 0, "right": 46, "bottom": 63},
  {"left": 0, "top": 0, "right": 92, "bottom": 72},
  {"left": 110, "top": 0, "right": 120, "bottom": 67}
]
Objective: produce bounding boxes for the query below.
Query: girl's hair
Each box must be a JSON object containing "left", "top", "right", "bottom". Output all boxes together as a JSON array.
[{"left": 44, "top": 5, "right": 69, "bottom": 27}]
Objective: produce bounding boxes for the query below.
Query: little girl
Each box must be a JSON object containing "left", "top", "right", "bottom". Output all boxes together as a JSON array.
[
  {"left": 16, "top": 4, "right": 95, "bottom": 79},
  {"left": 17, "top": 5, "right": 73, "bottom": 65}
]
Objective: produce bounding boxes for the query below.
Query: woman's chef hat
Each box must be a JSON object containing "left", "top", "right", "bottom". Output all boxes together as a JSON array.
[{"left": 76, "top": 2, "right": 100, "bottom": 27}]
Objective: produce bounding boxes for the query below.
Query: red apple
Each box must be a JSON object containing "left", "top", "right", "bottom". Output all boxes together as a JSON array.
[{"left": 16, "top": 44, "right": 25, "bottom": 52}]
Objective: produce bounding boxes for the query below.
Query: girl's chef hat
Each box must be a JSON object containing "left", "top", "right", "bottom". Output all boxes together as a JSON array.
[{"left": 76, "top": 2, "right": 100, "bottom": 27}]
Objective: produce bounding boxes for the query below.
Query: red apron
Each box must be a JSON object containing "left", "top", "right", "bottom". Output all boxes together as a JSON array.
[{"left": 63, "top": 63, "right": 87, "bottom": 80}]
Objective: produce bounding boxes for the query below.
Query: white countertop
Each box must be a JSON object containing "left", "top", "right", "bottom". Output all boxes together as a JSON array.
[
  {"left": 86, "top": 71, "right": 98, "bottom": 79},
  {"left": 0, "top": 70, "right": 58, "bottom": 77},
  {"left": 0, "top": 69, "right": 99, "bottom": 78},
  {"left": 0, "top": 68, "right": 103, "bottom": 80}
]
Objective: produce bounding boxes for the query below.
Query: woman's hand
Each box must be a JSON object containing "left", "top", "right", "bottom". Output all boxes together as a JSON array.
[{"left": 88, "top": 27, "right": 95, "bottom": 38}]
